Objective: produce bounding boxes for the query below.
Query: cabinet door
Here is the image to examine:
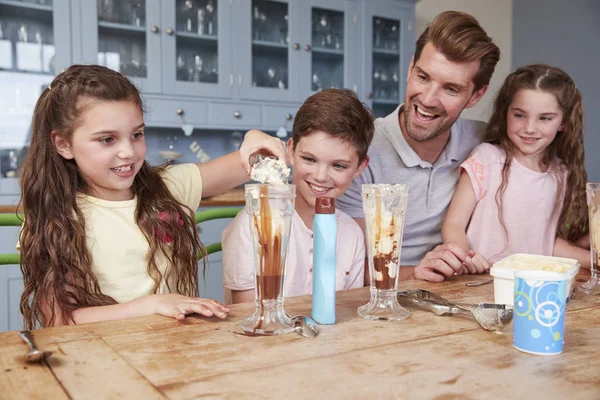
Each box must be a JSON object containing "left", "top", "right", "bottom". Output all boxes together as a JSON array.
[
  {"left": 0, "top": 0, "right": 71, "bottom": 195},
  {"left": 79, "top": 0, "right": 162, "bottom": 93},
  {"left": 297, "top": 0, "right": 357, "bottom": 100},
  {"left": 235, "top": 0, "right": 298, "bottom": 102},
  {"left": 161, "top": 0, "right": 233, "bottom": 98},
  {"left": 361, "top": 0, "right": 415, "bottom": 118}
]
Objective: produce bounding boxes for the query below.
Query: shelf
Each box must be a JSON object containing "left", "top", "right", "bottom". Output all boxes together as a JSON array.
[
  {"left": 98, "top": 21, "right": 145, "bottom": 35},
  {"left": 373, "top": 48, "right": 400, "bottom": 57},
  {"left": 0, "top": 0, "right": 53, "bottom": 23},
  {"left": 313, "top": 49, "right": 344, "bottom": 63},
  {"left": 176, "top": 31, "right": 218, "bottom": 42},
  {"left": 252, "top": 40, "right": 288, "bottom": 50},
  {"left": 312, "top": 46, "right": 343, "bottom": 56},
  {"left": 0, "top": 0, "right": 52, "bottom": 13},
  {"left": 0, "top": 67, "right": 53, "bottom": 76}
]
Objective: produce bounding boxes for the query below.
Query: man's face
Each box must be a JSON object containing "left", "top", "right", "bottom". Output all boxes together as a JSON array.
[{"left": 402, "top": 42, "right": 487, "bottom": 143}]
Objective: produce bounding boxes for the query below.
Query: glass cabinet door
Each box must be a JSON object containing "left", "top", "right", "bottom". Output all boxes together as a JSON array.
[
  {"left": 161, "top": 0, "right": 232, "bottom": 98},
  {"left": 300, "top": 0, "right": 356, "bottom": 99},
  {"left": 362, "top": 2, "right": 413, "bottom": 118},
  {"left": 0, "top": 0, "right": 70, "bottom": 194},
  {"left": 80, "top": 0, "right": 161, "bottom": 93},
  {"left": 236, "top": 0, "right": 296, "bottom": 102}
]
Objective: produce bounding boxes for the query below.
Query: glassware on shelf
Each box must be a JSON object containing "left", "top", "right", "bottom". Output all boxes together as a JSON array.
[
  {"left": 358, "top": 184, "right": 410, "bottom": 321},
  {"left": 128, "top": 0, "right": 145, "bottom": 27},
  {"left": 0, "top": 21, "right": 13, "bottom": 70},
  {"left": 98, "top": 0, "right": 116, "bottom": 23},
  {"left": 252, "top": 6, "right": 266, "bottom": 41},
  {"left": 192, "top": 54, "right": 203, "bottom": 82}
]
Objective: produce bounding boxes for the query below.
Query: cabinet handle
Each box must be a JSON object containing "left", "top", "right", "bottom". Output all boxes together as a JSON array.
[
  {"left": 292, "top": 43, "right": 300, "bottom": 50},
  {"left": 366, "top": 92, "right": 373, "bottom": 99},
  {"left": 285, "top": 113, "right": 293, "bottom": 121},
  {"left": 176, "top": 108, "right": 184, "bottom": 115},
  {"left": 233, "top": 111, "right": 242, "bottom": 119},
  {"left": 151, "top": 25, "right": 160, "bottom": 33},
  {"left": 304, "top": 44, "right": 312, "bottom": 52},
  {"left": 166, "top": 27, "right": 174, "bottom": 35}
]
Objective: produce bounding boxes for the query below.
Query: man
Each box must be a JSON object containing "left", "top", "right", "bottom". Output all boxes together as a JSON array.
[{"left": 337, "top": 11, "right": 501, "bottom": 282}]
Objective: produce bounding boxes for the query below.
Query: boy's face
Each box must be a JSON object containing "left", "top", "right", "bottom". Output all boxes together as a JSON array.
[{"left": 288, "top": 130, "right": 368, "bottom": 210}]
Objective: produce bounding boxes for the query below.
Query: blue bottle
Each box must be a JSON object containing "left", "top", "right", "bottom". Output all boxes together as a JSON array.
[{"left": 312, "top": 197, "right": 337, "bottom": 324}]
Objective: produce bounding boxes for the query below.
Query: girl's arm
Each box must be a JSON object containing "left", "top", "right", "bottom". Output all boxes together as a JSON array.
[
  {"left": 441, "top": 171, "right": 477, "bottom": 252},
  {"left": 553, "top": 236, "right": 591, "bottom": 269},
  {"left": 197, "top": 130, "right": 287, "bottom": 198},
  {"left": 43, "top": 294, "right": 229, "bottom": 326}
]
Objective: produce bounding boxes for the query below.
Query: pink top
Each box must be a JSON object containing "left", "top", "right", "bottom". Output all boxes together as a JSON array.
[
  {"left": 222, "top": 209, "right": 365, "bottom": 297},
  {"left": 461, "top": 143, "right": 566, "bottom": 263}
]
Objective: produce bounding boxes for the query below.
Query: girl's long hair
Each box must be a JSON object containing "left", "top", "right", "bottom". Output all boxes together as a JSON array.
[
  {"left": 19, "top": 65, "right": 203, "bottom": 329},
  {"left": 485, "top": 64, "right": 588, "bottom": 244}
]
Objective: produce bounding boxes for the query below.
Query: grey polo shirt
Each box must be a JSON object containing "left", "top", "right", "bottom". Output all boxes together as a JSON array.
[{"left": 337, "top": 105, "right": 486, "bottom": 265}]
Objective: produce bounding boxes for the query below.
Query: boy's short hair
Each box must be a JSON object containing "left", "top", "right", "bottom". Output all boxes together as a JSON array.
[
  {"left": 292, "top": 88, "right": 374, "bottom": 163},
  {"left": 415, "top": 10, "right": 500, "bottom": 92}
]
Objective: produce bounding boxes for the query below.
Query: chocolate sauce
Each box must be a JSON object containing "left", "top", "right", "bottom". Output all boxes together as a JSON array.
[
  {"left": 253, "top": 185, "right": 284, "bottom": 301},
  {"left": 373, "top": 254, "right": 397, "bottom": 290}
]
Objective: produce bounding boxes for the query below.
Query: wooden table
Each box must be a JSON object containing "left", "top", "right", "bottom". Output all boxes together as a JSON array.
[{"left": 1, "top": 273, "right": 599, "bottom": 399}]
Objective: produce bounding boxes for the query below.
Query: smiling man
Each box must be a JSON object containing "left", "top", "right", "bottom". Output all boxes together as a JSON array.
[{"left": 337, "top": 11, "right": 501, "bottom": 282}]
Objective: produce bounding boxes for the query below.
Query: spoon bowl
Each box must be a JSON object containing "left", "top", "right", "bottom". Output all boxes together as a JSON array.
[
  {"left": 19, "top": 330, "right": 53, "bottom": 363},
  {"left": 290, "top": 315, "right": 320, "bottom": 338}
]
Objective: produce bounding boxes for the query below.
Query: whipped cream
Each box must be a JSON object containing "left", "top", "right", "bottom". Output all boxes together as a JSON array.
[{"left": 250, "top": 157, "right": 290, "bottom": 185}]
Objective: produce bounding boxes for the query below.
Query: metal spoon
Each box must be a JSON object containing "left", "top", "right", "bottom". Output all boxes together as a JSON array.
[
  {"left": 290, "top": 315, "right": 320, "bottom": 338},
  {"left": 19, "top": 330, "right": 53, "bottom": 363},
  {"left": 397, "top": 291, "right": 513, "bottom": 332},
  {"left": 466, "top": 279, "right": 493, "bottom": 287}
]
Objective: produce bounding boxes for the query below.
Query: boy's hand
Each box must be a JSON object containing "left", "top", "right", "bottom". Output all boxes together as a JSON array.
[
  {"left": 153, "top": 294, "right": 229, "bottom": 320},
  {"left": 414, "top": 243, "right": 470, "bottom": 282},
  {"left": 239, "top": 130, "right": 288, "bottom": 174}
]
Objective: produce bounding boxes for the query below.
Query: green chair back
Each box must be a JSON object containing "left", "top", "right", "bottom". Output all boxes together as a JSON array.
[{"left": 0, "top": 207, "right": 243, "bottom": 265}]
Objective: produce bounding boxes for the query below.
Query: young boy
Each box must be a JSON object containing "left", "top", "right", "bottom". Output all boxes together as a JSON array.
[{"left": 222, "top": 89, "right": 375, "bottom": 304}]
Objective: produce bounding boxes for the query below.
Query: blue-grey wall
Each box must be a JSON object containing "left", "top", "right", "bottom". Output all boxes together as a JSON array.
[{"left": 512, "top": 0, "right": 600, "bottom": 181}]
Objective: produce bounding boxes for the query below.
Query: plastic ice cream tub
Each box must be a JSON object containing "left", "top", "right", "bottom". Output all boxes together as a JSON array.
[{"left": 489, "top": 254, "right": 580, "bottom": 306}]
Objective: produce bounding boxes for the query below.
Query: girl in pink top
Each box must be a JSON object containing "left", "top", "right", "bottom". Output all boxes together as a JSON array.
[{"left": 443, "top": 64, "right": 589, "bottom": 273}]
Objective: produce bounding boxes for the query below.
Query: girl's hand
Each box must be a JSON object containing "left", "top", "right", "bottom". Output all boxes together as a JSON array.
[
  {"left": 461, "top": 251, "right": 491, "bottom": 274},
  {"left": 153, "top": 294, "right": 229, "bottom": 320},
  {"left": 239, "top": 129, "right": 288, "bottom": 173}
]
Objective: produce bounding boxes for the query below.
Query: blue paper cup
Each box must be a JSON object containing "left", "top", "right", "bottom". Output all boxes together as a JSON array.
[{"left": 513, "top": 270, "right": 568, "bottom": 355}]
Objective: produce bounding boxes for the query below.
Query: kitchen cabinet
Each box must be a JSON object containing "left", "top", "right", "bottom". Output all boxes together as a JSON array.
[{"left": 0, "top": 0, "right": 417, "bottom": 332}]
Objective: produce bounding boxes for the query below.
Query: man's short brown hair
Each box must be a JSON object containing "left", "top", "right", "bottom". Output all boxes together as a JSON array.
[
  {"left": 292, "top": 88, "right": 374, "bottom": 163},
  {"left": 415, "top": 11, "right": 500, "bottom": 91}
]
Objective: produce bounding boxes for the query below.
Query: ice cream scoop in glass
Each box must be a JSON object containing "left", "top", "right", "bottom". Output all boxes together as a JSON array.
[{"left": 358, "top": 184, "right": 410, "bottom": 321}]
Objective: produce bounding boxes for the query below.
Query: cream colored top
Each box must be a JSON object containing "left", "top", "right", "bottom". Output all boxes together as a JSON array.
[{"left": 75, "top": 164, "right": 203, "bottom": 303}]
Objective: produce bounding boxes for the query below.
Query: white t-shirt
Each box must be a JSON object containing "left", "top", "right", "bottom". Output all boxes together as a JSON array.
[{"left": 222, "top": 208, "right": 365, "bottom": 298}]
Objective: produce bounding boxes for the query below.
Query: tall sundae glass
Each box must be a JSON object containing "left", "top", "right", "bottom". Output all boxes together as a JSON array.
[
  {"left": 242, "top": 183, "right": 296, "bottom": 335},
  {"left": 358, "top": 184, "right": 410, "bottom": 321},
  {"left": 579, "top": 182, "right": 600, "bottom": 294}
]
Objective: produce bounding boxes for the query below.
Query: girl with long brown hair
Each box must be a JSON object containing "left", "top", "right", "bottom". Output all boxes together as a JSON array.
[
  {"left": 19, "top": 65, "right": 286, "bottom": 329},
  {"left": 442, "top": 64, "right": 589, "bottom": 272}
]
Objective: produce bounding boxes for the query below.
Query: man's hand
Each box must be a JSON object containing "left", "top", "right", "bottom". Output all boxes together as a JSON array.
[{"left": 414, "top": 243, "right": 471, "bottom": 282}]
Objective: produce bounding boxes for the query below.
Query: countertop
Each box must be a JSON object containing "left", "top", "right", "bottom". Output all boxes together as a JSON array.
[{"left": 0, "top": 188, "right": 245, "bottom": 214}]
